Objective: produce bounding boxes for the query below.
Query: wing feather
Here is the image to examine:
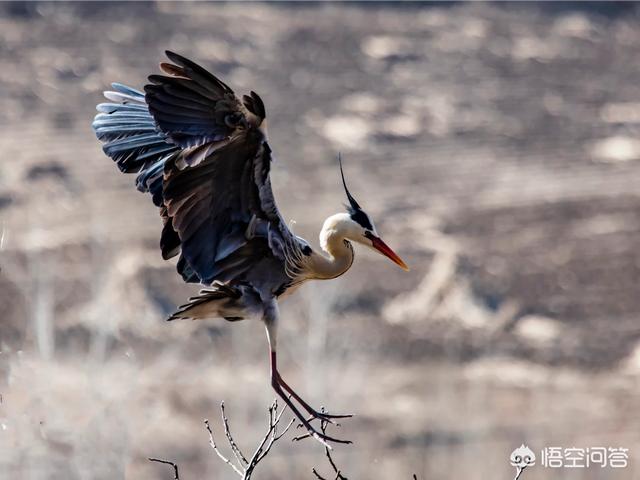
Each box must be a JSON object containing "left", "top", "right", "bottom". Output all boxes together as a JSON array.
[{"left": 94, "top": 51, "right": 301, "bottom": 290}]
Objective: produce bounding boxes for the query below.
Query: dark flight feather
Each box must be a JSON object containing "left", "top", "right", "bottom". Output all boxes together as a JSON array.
[{"left": 93, "top": 52, "right": 302, "bottom": 294}]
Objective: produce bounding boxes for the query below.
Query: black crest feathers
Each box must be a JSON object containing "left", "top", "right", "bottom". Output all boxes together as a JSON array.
[{"left": 339, "top": 154, "right": 373, "bottom": 231}]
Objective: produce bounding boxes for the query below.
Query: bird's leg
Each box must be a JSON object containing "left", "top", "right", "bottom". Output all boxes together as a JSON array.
[
  {"left": 269, "top": 351, "right": 351, "bottom": 446},
  {"left": 263, "top": 304, "right": 351, "bottom": 447},
  {"left": 274, "top": 371, "right": 352, "bottom": 421}
]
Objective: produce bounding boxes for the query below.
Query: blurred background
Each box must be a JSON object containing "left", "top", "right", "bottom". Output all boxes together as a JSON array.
[{"left": 1, "top": 2, "right": 640, "bottom": 479}]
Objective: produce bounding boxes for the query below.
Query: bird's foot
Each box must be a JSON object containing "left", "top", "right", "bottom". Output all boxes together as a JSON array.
[
  {"left": 275, "top": 373, "right": 352, "bottom": 425},
  {"left": 272, "top": 383, "right": 352, "bottom": 447},
  {"left": 305, "top": 409, "right": 354, "bottom": 425},
  {"left": 270, "top": 362, "right": 353, "bottom": 447},
  {"left": 292, "top": 422, "right": 352, "bottom": 447},
  {"left": 293, "top": 409, "right": 352, "bottom": 447}
]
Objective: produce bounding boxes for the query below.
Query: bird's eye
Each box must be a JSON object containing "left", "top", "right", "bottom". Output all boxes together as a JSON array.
[
  {"left": 225, "top": 113, "right": 241, "bottom": 128},
  {"left": 364, "top": 231, "right": 374, "bottom": 240},
  {"left": 514, "top": 455, "right": 521, "bottom": 463}
]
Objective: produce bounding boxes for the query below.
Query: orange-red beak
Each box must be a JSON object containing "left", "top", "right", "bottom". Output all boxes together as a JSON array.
[{"left": 371, "top": 236, "right": 410, "bottom": 271}]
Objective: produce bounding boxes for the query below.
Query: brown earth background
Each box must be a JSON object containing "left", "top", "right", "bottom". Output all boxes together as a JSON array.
[{"left": 1, "top": 2, "right": 640, "bottom": 479}]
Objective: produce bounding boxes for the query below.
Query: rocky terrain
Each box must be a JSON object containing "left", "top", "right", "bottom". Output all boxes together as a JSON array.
[{"left": 1, "top": 2, "right": 640, "bottom": 479}]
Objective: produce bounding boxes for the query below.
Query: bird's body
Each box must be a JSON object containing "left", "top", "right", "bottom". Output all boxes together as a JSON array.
[
  {"left": 170, "top": 214, "right": 357, "bottom": 321},
  {"left": 93, "top": 51, "right": 408, "bottom": 446}
]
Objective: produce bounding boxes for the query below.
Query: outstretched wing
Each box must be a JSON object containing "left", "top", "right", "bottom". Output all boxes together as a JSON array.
[{"left": 93, "top": 51, "right": 304, "bottom": 289}]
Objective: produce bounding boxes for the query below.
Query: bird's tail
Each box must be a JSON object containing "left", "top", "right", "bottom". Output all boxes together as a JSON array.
[{"left": 167, "top": 282, "right": 258, "bottom": 322}]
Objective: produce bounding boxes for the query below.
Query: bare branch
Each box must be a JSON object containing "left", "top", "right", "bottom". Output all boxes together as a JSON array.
[
  {"left": 312, "top": 467, "right": 328, "bottom": 480},
  {"left": 204, "top": 418, "right": 244, "bottom": 477},
  {"left": 149, "top": 457, "right": 180, "bottom": 480},
  {"left": 273, "top": 405, "right": 295, "bottom": 442},
  {"left": 310, "top": 409, "right": 348, "bottom": 480},
  {"left": 203, "top": 399, "right": 294, "bottom": 480},
  {"left": 248, "top": 399, "right": 295, "bottom": 475},
  {"left": 152, "top": 401, "right": 418, "bottom": 480},
  {"left": 220, "top": 401, "right": 249, "bottom": 467}
]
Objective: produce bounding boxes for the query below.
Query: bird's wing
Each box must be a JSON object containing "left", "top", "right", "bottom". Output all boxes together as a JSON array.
[{"left": 94, "top": 51, "right": 305, "bottom": 288}]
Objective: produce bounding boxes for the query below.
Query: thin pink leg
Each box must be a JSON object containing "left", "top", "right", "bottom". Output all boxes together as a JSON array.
[
  {"left": 275, "top": 372, "right": 352, "bottom": 421},
  {"left": 269, "top": 351, "right": 351, "bottom": 446}
]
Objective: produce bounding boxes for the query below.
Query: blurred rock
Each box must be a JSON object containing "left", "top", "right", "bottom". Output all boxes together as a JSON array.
[
  {"left": 513, "top": 315, "right": 562, "bottom": 347},
  {"left": 591, "top": 136, "right": 640, "bottom": 163},
  {"left": 322, "top": 115, "right": 372, "bottom": 150}
]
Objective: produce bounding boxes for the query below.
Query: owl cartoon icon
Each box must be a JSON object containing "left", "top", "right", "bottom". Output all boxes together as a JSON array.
[{"left": 510, "top": 444, "right": 536, "bottom": 479}]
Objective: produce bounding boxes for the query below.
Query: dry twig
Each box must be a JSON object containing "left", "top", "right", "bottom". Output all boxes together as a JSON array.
[
  {"left": 311, "top": 409, "right": 348, "bottom": 480},
  {"left": 149, "top": 458, "right": 180, "bottom": 480},
  {"left": 150, "top": 401, "right": 422, "bottom": 480},
  {"left": 149, "top": 399, "right": 294, "bottom": 480},
  {"left": 308, "top": 414, "right": 421, "bottom": 480},
  {"left": 206, "top": 399, "right": 294, "bottom": 480}
]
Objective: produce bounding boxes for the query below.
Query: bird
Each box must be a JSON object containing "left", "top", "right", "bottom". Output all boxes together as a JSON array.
[{"left": 92, "top": 51, "right": 409, "bottom": 446}]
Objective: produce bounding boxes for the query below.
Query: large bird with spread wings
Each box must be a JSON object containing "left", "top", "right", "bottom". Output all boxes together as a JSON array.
[{"left": 93, "top": 51, "right": 409, "bottom": 446}]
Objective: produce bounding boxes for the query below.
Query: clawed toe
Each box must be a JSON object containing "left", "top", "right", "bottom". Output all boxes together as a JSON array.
[
  {"left": 305, "top": 410, "right": 353, "bottom": 426},
  {"left": 270, "top": 356, "right": 353, "bottom": 447},
  {"left": 271, "top": 382, "right": 353, "bottom": 446},
  {"left": 292, "top": 425, "right": 353, "bottom": 447},
  {"left": 317, "top": 412, "right": 353, "bottom": 419}
]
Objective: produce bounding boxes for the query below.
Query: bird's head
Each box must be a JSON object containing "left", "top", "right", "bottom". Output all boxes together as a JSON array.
[{"left": 337, "top": 157, "right": 409, "bottom": 272}]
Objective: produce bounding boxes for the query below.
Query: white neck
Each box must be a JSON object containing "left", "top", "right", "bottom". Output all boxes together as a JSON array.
[{"left": 307, "top": 213, "right": 355, "bottom": 280}]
